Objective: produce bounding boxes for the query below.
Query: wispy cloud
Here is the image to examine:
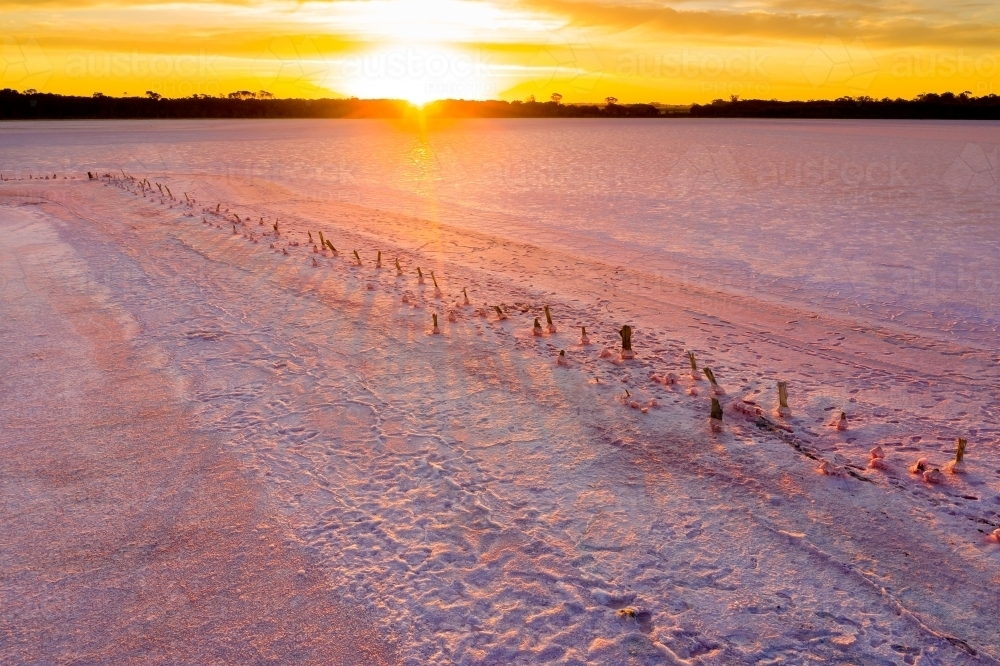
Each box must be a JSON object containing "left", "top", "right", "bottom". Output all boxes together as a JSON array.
[{"left": 515, "top": 0, "right": 1000, "bottom": 47}]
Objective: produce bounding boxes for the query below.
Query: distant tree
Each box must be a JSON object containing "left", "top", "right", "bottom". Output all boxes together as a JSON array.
[
  {"left": 24, "top": 88, "right": 37, "bottom": 95},
  {"left": 550, "top": 92, "right": 562, "bottom": 103},
  {"left": 92, "top": 92, "right": 105, "bottom": 98},
  {"left": 605, "top": 96, "right": 618, "bottom": 105},
  {"left": 730, "top": 94, "right": 739, "bottom": 102},
  {"left": 258, "top": 90, "right": 274, "bottom": 99},
  {"left": 227, "top": 90, "right": 257, "bottom": 100},
  {"left": 145, "top": 91, "right": 162, "bottom": 100},
  {"left": 527, "top": 94, "right": 535, "bottom": 103}
]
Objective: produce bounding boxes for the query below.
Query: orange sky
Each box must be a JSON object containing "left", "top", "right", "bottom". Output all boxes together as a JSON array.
[{"left": 3, "top": 0, "right": 1000, "bottom": 104}]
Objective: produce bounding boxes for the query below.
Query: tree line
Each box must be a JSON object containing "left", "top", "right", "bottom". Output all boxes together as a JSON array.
[
  {"left": 2, "top": 89, "right": 998, "bottom": 120},
  {"left": 0, "top": 89, "right": 666, "bottom": 120},
  {"left": 689, "top": 93, "right": 1000, "bottom": 119}
]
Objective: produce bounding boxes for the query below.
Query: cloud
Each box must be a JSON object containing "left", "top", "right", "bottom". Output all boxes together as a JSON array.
[
  {"left": 523, "top": 0, "right": 839, "bottom": 39},
  {"left": 11, "top": 0, "right": 1000, "bottom": 50},
  {"left": 515, "top": 0, "right": 1000, "bottom": 48}
]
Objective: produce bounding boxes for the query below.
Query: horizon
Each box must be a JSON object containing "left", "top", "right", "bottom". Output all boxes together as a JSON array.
[
  {"left": 4, "top": 0, "right": 1000, "bottom": 106},
  {"left": 5, "top": 88, "right": 995, "bottom": 108}
]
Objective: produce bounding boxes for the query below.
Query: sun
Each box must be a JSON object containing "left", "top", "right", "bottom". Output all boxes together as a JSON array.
[
  {"left": 318, "top": 0, "right": 558, "bottom": 103},
  {"left": 405, "top": 91, "right": 435, "bottom": 108}
]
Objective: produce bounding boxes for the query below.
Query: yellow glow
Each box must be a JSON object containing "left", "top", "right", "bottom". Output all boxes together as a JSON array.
[
  {"left": 320, "top": 0, "right": 558, "bottom": 44},
  {"left": 3, "top": 0, "right": 1000, "bottom": 103}
]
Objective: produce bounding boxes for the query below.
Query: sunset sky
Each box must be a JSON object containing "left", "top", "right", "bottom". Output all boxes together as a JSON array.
[{"left": 3, "top": 0, "right": 1000, "bottom": 104}]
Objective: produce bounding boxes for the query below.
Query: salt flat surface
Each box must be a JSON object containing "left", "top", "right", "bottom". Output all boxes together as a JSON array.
[
  {"left": 0, "top": 203, "right": 398, "bottom": 665},
  {"left": 3, "top": 118, "right": 998, "bottom": 346},
  {"left": 2, "top": 120, "right": 999, "bottom": 664}
]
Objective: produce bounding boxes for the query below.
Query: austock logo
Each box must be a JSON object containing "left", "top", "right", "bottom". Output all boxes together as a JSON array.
[
  {"left": 802, "top": 36, "right": 878, "bottom": 95},
  {"left": 120, "top": 145, "right": 193, "bottom": 181},
  {"left": 1, "top": 36, "right": 53, "bottom": 90},
  {"left": 943, "top": 143, "right": 997, "bottom": 196},
  {"left": 664, "top": 144, "right": 911, "bottom": 195},
  {"left": 667, "top": 146, "right": 741, "bottom": 195},
  {"left": 254, "top": 36, "right": 334, "bottom": 98},
  {"left": 340, "top": 47, "right": 497, "bottom": 100},
  {"left": 527, "top": 31, "right": 604, "bottom": 100}
]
